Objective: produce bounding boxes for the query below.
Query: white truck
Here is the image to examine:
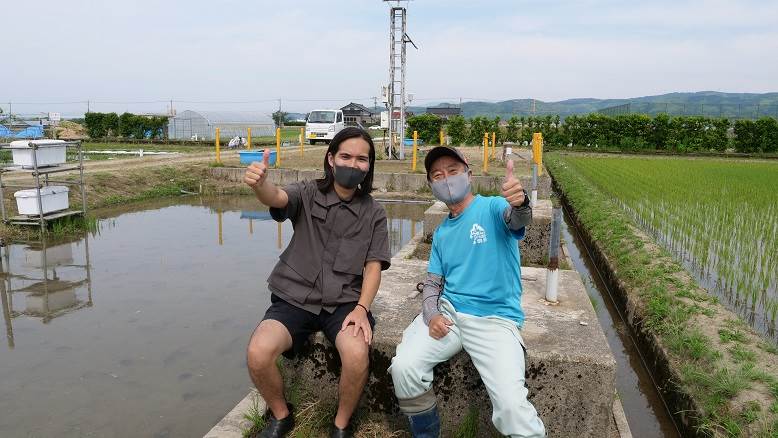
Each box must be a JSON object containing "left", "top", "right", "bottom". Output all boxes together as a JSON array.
[{"left": 305, "top": 109, "right": 344, "bottom": 145}]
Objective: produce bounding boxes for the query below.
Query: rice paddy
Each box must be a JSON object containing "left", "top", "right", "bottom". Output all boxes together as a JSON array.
[{"left": 558, "top": 154, "right": 778, "bottom": 340}]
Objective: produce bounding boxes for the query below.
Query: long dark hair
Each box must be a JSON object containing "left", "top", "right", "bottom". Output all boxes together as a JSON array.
[{"left": 317, "top": 127, "right": 376, "bottom": 196}]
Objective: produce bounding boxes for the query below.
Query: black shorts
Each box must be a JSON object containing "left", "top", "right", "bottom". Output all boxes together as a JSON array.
[{"left": 262, "top": 294, "right": 376, "bottom": 359}]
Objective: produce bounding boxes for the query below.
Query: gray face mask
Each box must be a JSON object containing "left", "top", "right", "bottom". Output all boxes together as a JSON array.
[
  {"left": 333, "top": 165, "right": 367, "bottom": 190},
  {"left": 430, "top": 172, "right": 471, "bottom": 205}
]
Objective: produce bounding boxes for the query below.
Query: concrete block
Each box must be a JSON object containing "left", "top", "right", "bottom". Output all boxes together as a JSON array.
[
  {"left": 265, "top": 169, "right": 298, "bottom": 187},
  {"left": 283, "top": 237, "right": 616, "bottom": 437},
  {"left": 470, "top": 175, "right": 501, "bottom": 194},
  {"left": 206, "top": 168, "right": 552, "bottom": 198},
  {"left": 520, "top": 199, "right": 552, "bottom": 265},
  {"left": 422, "top": 201, "right": 448, "bottom": 239},
  {"left": 208, "top": 167, "right": 243, "bottom": 182},
  {"left": 298, "top": 169, "right": 322, "bottom": 182}
]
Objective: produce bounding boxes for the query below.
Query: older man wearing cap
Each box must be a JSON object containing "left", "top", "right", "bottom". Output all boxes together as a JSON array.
[{"left": 389, "top": 146, "right": 545, "bottom": 437}]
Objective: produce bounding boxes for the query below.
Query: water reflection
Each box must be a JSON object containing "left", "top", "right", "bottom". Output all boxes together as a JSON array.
[
  {"left": 0, "top": 195, "right": 428, "bottom": 438},
  {"left": 212, "top": 198, "right": 427, "bottom": 255},
  {"left": 1, "top": 234, "right": 93, "bottom": 349}
]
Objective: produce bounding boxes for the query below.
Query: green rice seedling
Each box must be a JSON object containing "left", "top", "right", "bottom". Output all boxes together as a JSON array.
[{"left": 560, "top": 155, "right": 778, "bottom": 338}]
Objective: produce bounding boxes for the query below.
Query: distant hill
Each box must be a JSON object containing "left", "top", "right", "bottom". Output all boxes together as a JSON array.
[{"left": 407, "top": 91, "right": 778, "bottom": 119}]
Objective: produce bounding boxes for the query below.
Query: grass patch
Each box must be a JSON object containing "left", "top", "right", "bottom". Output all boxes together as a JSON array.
[
  {"left": 729, "top": 344, "right": 757, "bottom": 363},
  {"left": 452, "top": 406, "right": 479, "bottom": 438},
  {"left": 288, "top": 399, "right": 338, "bottom": 437},
  {"left": 741, "top": 401, "right": 762, "bottom": 425},
  {"left": 242, "top": 393, "right": 266, "bottom": 438},
  {"left": 740, "top": 363, "right": 775, "bottom": 384},
  {"left": 0, "top": 214, "right": 99, "bottom": 243},
  {"left": 757, "top": 341, "right": 778, "bottom": 355},
  {"left": 769, "top": 381, "right": 778, "bottom": 399},
  {"left": 49, "top": 215, "right": 99, "bottom": 236},
  {"left": 682, "top": 365, "right": 751, "bottom": 406},
  {"left": 719, "top": 327, "right": 749, "bottom": 344}
]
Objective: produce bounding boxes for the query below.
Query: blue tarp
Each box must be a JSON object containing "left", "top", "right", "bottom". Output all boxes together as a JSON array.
[
  {"left": 0, "top": 125, "right": 11, "bottom": 137},
  {"left": 11, "top": 126, "right": 44, "bottom": 139},
  {"left": 240, "top": 211, "right": 273, "bottom": 221}
]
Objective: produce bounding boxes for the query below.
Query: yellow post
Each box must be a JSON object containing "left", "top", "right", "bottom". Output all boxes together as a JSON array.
[
  {"left": 217, "top": 210, "right": 223, "bottom": 245},
  {"left": 482, "top": 132, "right": 489, "bottom": 173},
  {"left": 532, "top": 132, "right": 544, "bottom": 175},
  {"left": 411, "top": 130, "right": 418, "bottom": 171},
  {"left": 247, "top": 127, "right": 252, "bottom": 149},
  {"left": 300, "top": 127, "right": 304, "bottom": 157},
  {"left": 275, "top": 127, "right": 281, "bottom": 168},
  {"left": 215, "top": 128, "right": 221, "bottom": 163},
  {"left": 439, "top": 129, "right": 444, "bottom": 145},
  {"left": 537, "top": 132, "right": 543, "bottom": 175},
  {"left": 491, "top": 132, "right": 496, "bottom": 158}
]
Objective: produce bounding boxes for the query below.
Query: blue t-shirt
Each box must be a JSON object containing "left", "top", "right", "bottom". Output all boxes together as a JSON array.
[{"left": 428, "top": 195, "right": 526, "bottom": 326}]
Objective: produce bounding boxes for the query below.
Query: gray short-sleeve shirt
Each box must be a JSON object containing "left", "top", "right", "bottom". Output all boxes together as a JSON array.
[{"left": 267, "top": 180, "right": 391, "bottom": 314}]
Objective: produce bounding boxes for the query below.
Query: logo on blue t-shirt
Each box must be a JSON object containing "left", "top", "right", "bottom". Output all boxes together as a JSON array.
[{"left": 469, "top": 223, "right": 487, "bottom": 245}]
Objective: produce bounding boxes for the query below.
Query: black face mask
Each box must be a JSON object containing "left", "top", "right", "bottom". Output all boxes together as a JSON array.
[{"left": 333, "top": 165, "right": 367, "bottom": 190}]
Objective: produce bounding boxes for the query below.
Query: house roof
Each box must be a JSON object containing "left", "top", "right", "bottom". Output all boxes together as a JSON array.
[{"left": 341, "top": 102, "right": 373, "bottom": 114}]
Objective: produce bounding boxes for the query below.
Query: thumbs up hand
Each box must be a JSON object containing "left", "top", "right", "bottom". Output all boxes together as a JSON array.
[
  {"left": 501, "top": 159, "right": 526, "bottom": 207},
  {"left": 244, "top": 149, "right": 271, "bottom": 189}
]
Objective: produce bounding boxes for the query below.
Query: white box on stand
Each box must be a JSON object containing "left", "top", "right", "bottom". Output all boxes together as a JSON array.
[
  {"left": 9, "top": 140, "right": 67, "bottom": 168},
  {"left": 14, "top": 186, "right": 69, "bottom": 216}
]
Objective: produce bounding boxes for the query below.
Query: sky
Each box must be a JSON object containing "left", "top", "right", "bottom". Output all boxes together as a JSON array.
[{"left": 2, "top": 0, "right": 777, "bottom": 117}]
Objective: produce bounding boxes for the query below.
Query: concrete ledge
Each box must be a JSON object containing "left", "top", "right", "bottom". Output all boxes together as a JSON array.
[
  {"left": 207, "top": 167, "right": 552, "bottom": 198},
  {"left": 204, "top": 390, "right": 264, "bottom": 438},
  {"left": 283, "top": 235, "right": 616, "bottom": 436},
  {"left": 423, "top": 200, "right": 553, "bottom": 265}
]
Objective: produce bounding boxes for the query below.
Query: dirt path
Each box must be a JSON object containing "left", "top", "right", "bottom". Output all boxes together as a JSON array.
[{"left": 1, "top": 151, "right": 229, "bottom": 182}]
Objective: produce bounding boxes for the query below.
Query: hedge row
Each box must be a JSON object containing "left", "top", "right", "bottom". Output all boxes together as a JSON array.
[
  {"left": 84, "top": 112, "right": 168, "bottom": 139},
  {"left": 421, "top": 113, "right": 777, "bottom": 154}
]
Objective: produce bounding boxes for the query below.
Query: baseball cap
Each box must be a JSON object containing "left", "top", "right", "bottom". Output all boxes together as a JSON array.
[{"left": 424, "top": 146, "right": 469, "bottom": 179}]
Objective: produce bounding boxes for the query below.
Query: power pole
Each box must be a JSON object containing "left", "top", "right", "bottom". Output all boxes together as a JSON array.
[
  {"left": 278, "top": 98, "right": 282, "bottom": 128},
  {"left": 386, "top": 1, "right": 417, "bottom": 160},
  {"left": 87, "top": 100, "right": 90, "bottom": 114}
]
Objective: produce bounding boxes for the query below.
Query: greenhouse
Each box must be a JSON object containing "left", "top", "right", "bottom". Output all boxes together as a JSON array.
[{"left": 167, "top": 110, "right": 275, "bottom": 141}]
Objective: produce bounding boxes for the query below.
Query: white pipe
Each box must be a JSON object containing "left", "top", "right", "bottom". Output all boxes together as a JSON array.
[
  {"left": 85, "top": 150, "right": 179, "bottom": 155},
  {"left": 531, "top": 190, "right": 538, "bottom": 207},
  {"left": 546, "top": 268, "right": 559, "bottom": 302}
]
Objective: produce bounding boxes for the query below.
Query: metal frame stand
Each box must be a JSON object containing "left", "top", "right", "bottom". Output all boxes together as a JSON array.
[{"left": 0, "top": 140, "right": 88, "bottom": 233}]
